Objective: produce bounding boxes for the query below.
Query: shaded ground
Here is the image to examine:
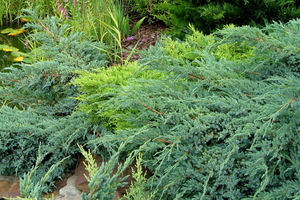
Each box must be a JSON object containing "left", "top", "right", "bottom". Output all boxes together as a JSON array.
[{"left": 121, "top": 18, "right": 168, "bottom": 62}]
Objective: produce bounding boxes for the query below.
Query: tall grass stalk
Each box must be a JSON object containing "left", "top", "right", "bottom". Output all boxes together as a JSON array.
[
  {"left": 63, "top": 0, "right": 116, "bottom": 43},
  {"left": 1, "top": 0, "right": 144, "bottom": 64},
  {"left": 0, "top": 0, "right": 57, "bottom": 25},
  {"left": 64, "top": 0, "right": 144, "bottom": 64},
  {"left": 100, "top": 8, "right": 142, "bottom": 66}
]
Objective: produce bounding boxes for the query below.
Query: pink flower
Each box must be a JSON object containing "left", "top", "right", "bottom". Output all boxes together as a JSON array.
[
  {"left": 122, "top": 36, "right": 135, "bottom": 42},
  {"left": 126, "top": 36, "right": 135, "bottom": 41},
  {"left": 57, "top": 1, "right": 62, "bottom": 13},
  {"left": 64, "top": 9, "right": 69, "bottom": 19},
  {"left": 65, "top": 0, "right": 68, "bottom": 2},
  {"left": 25, "top": 40, "right": 29, "bottom": 49}
]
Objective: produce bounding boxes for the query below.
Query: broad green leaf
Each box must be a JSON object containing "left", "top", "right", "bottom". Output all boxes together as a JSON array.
[
  {"left": 23, "top": 57, "right": 34, "bottom": 63},
  {"left": 0, "top": 44, "right": 19, "bottom": 52},
  {"left": 20, "top": 17, "right": 33, "bottom": 23},
  {"left": 11, "top": 51, "right": 30, "bottom": 57},
  {"left": 1, "top": 27, "right": 26, "bottom": 36},
  {"left": 13, "top": 56, "right": 24, "bottom": 62},
  {"left": 3, "top": 47, "right": 19, "bottom": 52},
  {"left": 1, "top": 28, "right": 14, "bottom": 34},
  {"left": 130, "top": 17, "right": 146, "bottom": 36},
  {"left": 8, "top": 28, "right": 26, "bottom": 36},
  {"left": 0, "top": 44, "right": 9, "bottom": 49}
]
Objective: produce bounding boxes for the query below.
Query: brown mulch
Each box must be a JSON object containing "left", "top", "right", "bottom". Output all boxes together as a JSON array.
[{"left": 120, "top": 18, "right": 168, "bottom": 63}]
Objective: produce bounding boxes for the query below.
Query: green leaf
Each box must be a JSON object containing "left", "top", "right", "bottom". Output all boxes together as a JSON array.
[
  {"left": 130, "top": 17, "right": 146, "bottom": 36},
  {"left": 23, "top": 57, "right": 34, "bottom": 64},
  {"left": 1, "top": 28, "right": 15, "bottom": 34},
  {"left": 1, "top": 27, "right": 26, "bottom": 36},
  {"left": 11, "top": 51, "right": 30, "bottom": 58},
  {"left": 0, "top": 44, "right": 19, "bottom": 52}
]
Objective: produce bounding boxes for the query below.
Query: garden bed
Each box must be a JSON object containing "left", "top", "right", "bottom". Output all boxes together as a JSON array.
[{"left": 0, "top": 1, "right": 299, "bottom": 199}]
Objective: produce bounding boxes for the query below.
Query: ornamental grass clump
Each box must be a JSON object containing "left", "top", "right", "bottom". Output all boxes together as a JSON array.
[{"left": 75, "top": 19, "right": 300, "bottom": 199}]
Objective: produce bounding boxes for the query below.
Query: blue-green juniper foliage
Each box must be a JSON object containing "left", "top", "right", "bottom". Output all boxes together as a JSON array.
[
  {"left": 0, "top": 15, "right": 108, "bottom": 193},
  {"left": 0, "top": 13, "right": 299, "bottom": 199},
  {"left": 75, "top": 19, "right": 300, "bottom": 199}
]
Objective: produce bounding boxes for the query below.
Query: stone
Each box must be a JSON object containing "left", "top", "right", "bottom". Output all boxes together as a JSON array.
[
  {"left": 7, "top": 178, "right": 21, "bottom": 198},
  {"left": 58, "top": 175, "right": 81, "bottom": 200},
  {"left": 0, "top": 176, "right": 16, "bottom": 198},
  {"left": 113, "top": 191, "right": 122, "bottom": 200},
  {"left": 42, "top": 176, "right": 69, "bottom": 199}
]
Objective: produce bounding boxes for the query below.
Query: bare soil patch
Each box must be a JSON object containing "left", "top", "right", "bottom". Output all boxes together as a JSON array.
[{"left": 121, "top": 18, "right": 168, "bottom": 62}]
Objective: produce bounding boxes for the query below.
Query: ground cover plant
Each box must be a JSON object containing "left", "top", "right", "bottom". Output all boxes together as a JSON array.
[
  {"left": 0, "top": 14, "right": 108, "bottom": 194},
  {"left": 73, "top": 19, "right": 300, "bottom": 199},
  {"left": 0, "top": 1, "right": 299, "bottom": 200}
]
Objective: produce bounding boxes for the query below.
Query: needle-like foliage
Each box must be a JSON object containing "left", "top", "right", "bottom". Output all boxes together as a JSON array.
[
  {"left": 75, "top": 19, "right": 300, "bottom": 199},
  {"left": 0, "top": 15, "right": 108, "bottom": 193}
]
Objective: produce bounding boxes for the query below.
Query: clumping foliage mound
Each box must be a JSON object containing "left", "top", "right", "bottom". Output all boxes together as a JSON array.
[
  {"left": 74, "top": 19, "right": 300, "bottom": 199},
  {"left": 0, "top": 10, "right": 299, "bottom": 199},
  {"left": 0, "top": 15, "right": 108, "bottom": 193}
]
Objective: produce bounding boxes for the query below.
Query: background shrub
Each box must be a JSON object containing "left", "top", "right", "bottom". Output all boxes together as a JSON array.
[{"left": 127, "top": 0, "right": 300, "bottom": 37}]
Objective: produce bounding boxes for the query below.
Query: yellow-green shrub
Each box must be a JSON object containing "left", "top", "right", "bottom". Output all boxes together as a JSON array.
[
  {"left": 162, "top": 25, "right": 254, "bottom": 62},
  {"left": 73, "top": 62, "right": 165, "bottom": 130}
]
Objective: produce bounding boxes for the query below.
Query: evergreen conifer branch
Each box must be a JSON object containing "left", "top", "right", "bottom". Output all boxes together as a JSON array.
[
  {"left": 0, "top": 12, "right": 108, "bottom": 194},
  {"left": 73, "top": 19, "right": 299, "bottom": 199}
]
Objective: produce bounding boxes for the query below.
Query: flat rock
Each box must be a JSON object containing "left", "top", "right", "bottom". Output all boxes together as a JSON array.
[
  {"left": 57, "top": 175, "right": 81, "bottom": 200},
  {"left": 8, "top": 178, "right": 20, "bottom": 198},
  {"left": 0, "top": 176, "right": 20, "bottom": 199},
  {"left": 0, "top": 176, "right": 16, "bottom": 198}
]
